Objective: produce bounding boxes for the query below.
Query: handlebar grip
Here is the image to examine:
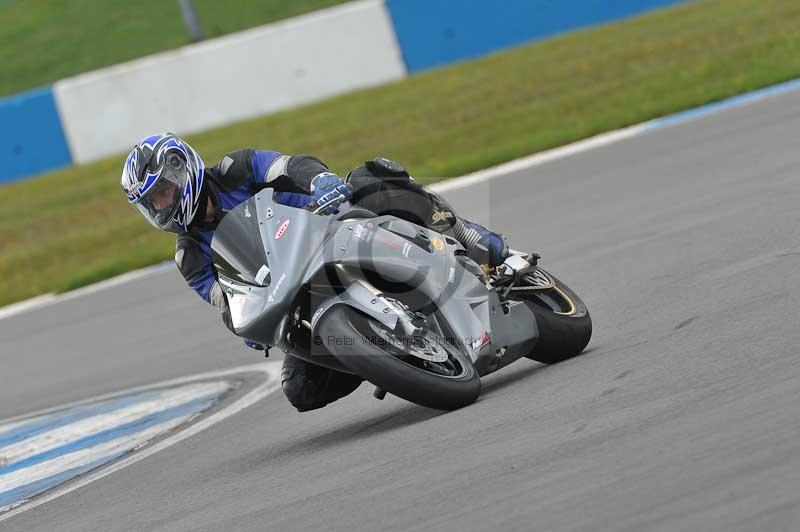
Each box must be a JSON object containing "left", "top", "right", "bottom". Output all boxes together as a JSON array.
[{"left": 312, "top": 194, "right": 348, "bottom": 215}]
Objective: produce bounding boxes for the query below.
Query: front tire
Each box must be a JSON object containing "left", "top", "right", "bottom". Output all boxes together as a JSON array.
[{"left": 317, "top": 306, "right": 481, "bottom": 410}]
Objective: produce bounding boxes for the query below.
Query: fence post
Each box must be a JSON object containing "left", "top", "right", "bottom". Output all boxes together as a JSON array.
[{"left": 177, "top": 0, "right": 205, "bottom": 42}]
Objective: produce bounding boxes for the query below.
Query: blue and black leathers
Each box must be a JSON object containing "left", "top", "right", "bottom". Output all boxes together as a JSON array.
[
  {"left": 174, "top": 150, "right": 509, "bottom": 412},
  {"left": 175, "top": 151, "right": 508, "bottom": 307}
]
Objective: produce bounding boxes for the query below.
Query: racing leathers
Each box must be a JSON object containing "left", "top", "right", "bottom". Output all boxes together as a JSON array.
[{"left": 175, "top": 149, "right": 509, "bottom": 412}]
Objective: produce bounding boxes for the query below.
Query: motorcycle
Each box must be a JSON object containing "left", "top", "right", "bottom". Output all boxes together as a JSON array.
[{"left": 211, "top": 189, "right": 592, "bottom": 410}]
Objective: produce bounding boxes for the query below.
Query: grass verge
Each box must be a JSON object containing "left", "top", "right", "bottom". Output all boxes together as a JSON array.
[
  {"left": 0, "top": 0, "right": 350, "bottom": 97},
  {"left": 2, "top": 0, "right": 800, "bottom": 306}
]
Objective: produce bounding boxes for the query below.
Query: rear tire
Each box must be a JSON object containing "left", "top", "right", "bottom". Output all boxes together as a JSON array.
[
  {"left": 318, "top": 306, "right": 481, "bottom": 410},
  {"left": 523, "top": 269, "right": 592, "bottom": 364}
]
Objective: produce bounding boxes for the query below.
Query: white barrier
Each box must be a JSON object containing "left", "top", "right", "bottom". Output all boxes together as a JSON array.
[{"left": 53, "top": 0, "right": 406, "bottom": 164}]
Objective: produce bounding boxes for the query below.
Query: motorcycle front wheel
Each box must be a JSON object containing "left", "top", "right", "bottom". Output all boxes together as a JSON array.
[{"left": 317, "top": 306, "right": 481, "bottom": 410}]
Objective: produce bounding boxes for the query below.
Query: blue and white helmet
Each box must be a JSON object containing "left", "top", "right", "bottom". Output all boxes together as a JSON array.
[{"left": 121, "top": 133, "right": 205, "bottom": 233}]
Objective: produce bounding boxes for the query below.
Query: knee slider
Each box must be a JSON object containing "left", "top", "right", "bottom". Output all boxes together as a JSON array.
[
  {"left": 281, "top": 366, "right": 330, "bottom": 412},
  {"left": 281, "top": 374, "right": 325, "bottom": 412}
]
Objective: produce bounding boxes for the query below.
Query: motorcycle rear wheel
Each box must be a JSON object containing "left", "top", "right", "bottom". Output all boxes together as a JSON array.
[
  {"left": 522, "top": 269, "right": 592, "bottom": 364},
  {"left": 317, "top": 306, "right": 481, "bottom": 410}
]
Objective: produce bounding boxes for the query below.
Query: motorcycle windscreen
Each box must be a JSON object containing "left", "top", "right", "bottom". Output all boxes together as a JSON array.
[{"left": 211, "top": 198, "right": 271, "bottom": 287}]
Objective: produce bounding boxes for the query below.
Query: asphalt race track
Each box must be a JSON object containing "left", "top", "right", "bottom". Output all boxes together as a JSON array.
[{"left": 2, "top": 88, "right": 800, "bottom": 531}]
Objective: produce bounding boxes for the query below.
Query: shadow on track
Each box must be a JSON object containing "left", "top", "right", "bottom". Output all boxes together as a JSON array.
[
  {"left": 480, "top": 346, "right": 598, "bottom": 397},
  {"left": 212, "top": 348, "right": 599, "bottom": 478},
  {"left": 480, "top": 361, "right": 546, "bottom": 396},
  {"left": 305, "top": 401, "right": 447, "bottom": 446},
  {"left": 215, "top": 400, "right": 446, "bottom": 475}
]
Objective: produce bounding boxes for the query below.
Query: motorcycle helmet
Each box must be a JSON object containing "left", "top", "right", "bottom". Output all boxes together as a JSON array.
[{"left": 121, "top": 133, "right": 204, "bottom": 233}]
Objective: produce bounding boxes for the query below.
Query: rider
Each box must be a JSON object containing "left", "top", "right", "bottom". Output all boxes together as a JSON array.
[{"left": 121, "top": 132, "right": 531, "bottom": 412}]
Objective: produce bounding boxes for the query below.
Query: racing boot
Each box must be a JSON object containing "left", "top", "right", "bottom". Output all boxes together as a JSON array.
[
  {"left": 443, "top": 218, "right": 509, "bottom": 267},
  {"left": 445, "top": 217, "right": 542, "bottom": 290}
]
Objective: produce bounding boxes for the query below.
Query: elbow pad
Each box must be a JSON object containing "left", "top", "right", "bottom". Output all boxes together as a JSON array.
[
  {"left": 264, "top": 154, "right": 291, "bottom": 184},
  {"left": 264, "top": 154, "right": 328, "bottom": 193},
  {"left": 264, "top": 155, "right": 328, "bottom": 194}
]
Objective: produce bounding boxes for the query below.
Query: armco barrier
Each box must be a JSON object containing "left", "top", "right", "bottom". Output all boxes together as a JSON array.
[
  {"left": 54, "top": 0, "right": 405, "bottom": 164},
  {"left": 0, "top": 87, "right": 72, "bottom": 184},
  {"left": 385, "top": 0, "right": 688, "bottom": 73}
]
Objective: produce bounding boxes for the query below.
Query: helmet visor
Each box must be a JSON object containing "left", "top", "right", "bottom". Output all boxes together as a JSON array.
[{"left": 135, "top": 162, "right": 186, "bottom": 229}]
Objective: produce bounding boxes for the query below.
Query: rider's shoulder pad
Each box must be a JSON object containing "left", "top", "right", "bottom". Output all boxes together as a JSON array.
[
  {"left": 175, "top": 234, "right": 210, "bottom": 281},
  {"left": 211, "top": 149, "right": 255, "bottom": 192}
]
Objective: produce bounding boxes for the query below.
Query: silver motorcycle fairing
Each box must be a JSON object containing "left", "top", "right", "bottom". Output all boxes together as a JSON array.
[
  {"left": 308, "top": 216, "right": 449, "bottom": 339},
  {"left": 309, "top": 216, "right": 540, "bottom": 372},
  {"left": 310, "top": 279, "right": 403, "bottom": 332},
  {"left": 212, "top": 192, "right": 540, "bottom": 374},
  {"left": 212, "top": 191, "right": 347, "bottom": 346}
]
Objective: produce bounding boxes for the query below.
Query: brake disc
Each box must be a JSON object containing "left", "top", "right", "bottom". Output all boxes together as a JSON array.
[{"left": 404, "top": 336, "right": 449, "bottom": 363}]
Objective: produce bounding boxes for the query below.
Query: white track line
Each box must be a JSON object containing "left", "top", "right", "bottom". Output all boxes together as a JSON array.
[
  {"left": 0, "top": 362, "right": 282, "bottom": 522},
  {"left": 3, "top": 77, "right": 800, "bottom": 322},
  {"left": 0, "top": 382, "right": 229, "bottom": 467},
  {"left": 0, "top": 126, "right": 646, "bottom": 323},
  {"left": 0, "top": 261, "right": 172, "bottom": 321},
  {"left": 0, "top": 295, "right": 58, "bottom": 322},
  {"left": 0, "top": 417, "right": 194, "bottom": 495},
  {"left": 429, "top": 124, "right": 647, "bottom": 194}
]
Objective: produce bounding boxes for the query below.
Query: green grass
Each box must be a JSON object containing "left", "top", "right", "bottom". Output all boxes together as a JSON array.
[
  {"left": 0, "top": 0, "right": 350, "bottom": 98},
  {"left": 2, "top": 0, "right": 800, "bottom": 306}
]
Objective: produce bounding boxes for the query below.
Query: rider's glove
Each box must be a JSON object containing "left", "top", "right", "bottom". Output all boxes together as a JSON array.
[
  {"left": 310, "top": 172, "right": 351, "bottom": 214},
  {"left": 244, "top": 339, "right": 266, "bottom": 351}
]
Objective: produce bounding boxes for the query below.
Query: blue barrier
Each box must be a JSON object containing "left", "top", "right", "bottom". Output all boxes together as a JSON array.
[
  {"left": 0, "top": 87, "right": 72, "bottom": 184},
  {"left": 385, "top": 0, "right": 688, "bottom": 73},
  {"left": 0, "top": 0, "right": 693, "bottom": 185}
]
